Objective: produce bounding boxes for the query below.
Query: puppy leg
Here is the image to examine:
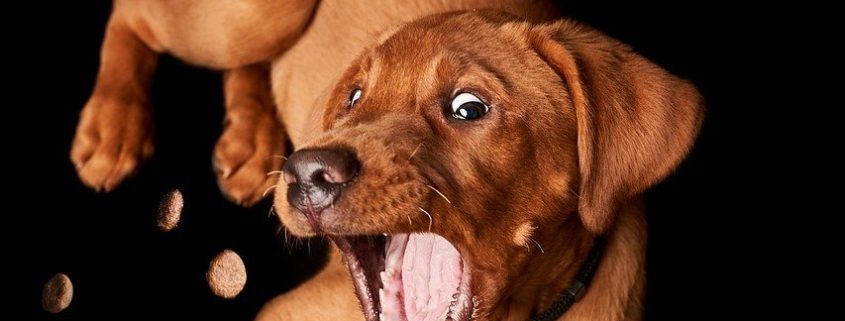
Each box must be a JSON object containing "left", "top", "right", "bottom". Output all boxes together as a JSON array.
[
  {"left": 214, "top": 64, "right": 285, "bottom": 206},
  {"left": 255, "top": 248, "right": 363, "bottom": 321},
  {"left": 70, "top": 14, "right": 156, "bottom": 192}
]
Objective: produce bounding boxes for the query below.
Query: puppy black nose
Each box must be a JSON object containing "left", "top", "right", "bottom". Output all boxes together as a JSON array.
[{"left": 283, "top": 148, "right": 360, "bottom": 216}]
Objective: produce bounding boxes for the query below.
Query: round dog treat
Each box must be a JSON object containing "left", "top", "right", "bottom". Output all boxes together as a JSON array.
[
  {"left": 207, "top": 249, "right": 246, "bottom": 298},
  {"left": 42, "top": 273, "right": 73, "bottom": 313},
  {"left": 157, "top": 189, "right": 183, "bottom": 231}
]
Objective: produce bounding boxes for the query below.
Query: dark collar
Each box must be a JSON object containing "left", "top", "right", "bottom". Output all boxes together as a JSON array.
[{"left": 531, "top": 236, "right": 607, "bottom": 321}]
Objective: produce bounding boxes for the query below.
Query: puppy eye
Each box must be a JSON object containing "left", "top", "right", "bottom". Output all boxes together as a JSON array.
[
  {"left": 450, "top": 93, "right": 490, "bottom": 120},
  {"left": 349, "top": 88, "right": 362, "bottom": 107}
]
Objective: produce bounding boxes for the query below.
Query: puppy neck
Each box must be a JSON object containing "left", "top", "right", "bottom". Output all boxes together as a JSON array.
[{"left": 502, "top": 201, "right": 646, "bottom": 321}]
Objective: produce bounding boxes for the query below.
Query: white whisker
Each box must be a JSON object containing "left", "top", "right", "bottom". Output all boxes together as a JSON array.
[
  {"left": 426, "top": 184, "right": 451, "bottom": 204},
  {"left": 418, "top": 207, "right": 433, "bottom": 231},
  {"left": 262, "top": 185, "right": 277, "bottom": 197},
  {"left": 408, "top": 143, "right": 422, "bottom": 160},
  {"left": 569, "top": 189, "right": 581, "bottom": 199},
  {"left": 267, "top": 170, "right": 284, "bottom": 176},
  {"left": 529, "top": 238, "right": 545, "bottom": 254},
  {"left": 269, "top": 155, "right": 288, "bottom": 160}
]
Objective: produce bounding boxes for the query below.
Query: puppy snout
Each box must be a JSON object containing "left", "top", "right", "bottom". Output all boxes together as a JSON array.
[{"left": 283, "top": 148, "right": 360, "bottom": 216}]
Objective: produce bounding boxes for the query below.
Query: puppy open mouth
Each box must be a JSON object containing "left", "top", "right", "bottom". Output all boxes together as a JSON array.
[{"left": 330, "top": 233, "right": 473, "bottom": 321}]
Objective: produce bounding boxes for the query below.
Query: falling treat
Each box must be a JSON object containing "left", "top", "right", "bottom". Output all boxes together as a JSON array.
[
  {"left": 42, "top": 273, "right": 73, "bottom": 313},
  {"left": 207, "top": 249, "right": 246, "bottom": 298},
  {"left": 157, "top": 189, "right": 183, "bottom": 231}
]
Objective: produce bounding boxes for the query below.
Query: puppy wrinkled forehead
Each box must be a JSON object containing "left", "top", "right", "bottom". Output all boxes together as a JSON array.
[{"left": 337, "top": 12, "right": 530, "bottom": 125}]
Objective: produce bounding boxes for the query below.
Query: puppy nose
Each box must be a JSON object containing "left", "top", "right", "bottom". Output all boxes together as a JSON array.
[{"left": 283, "top": 148, "right": 360, "bottom": 216}]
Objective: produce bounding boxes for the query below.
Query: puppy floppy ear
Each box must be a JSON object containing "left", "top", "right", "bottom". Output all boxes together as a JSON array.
[{"left": 528, "top": 21, "right": 704, "bottom": 234}]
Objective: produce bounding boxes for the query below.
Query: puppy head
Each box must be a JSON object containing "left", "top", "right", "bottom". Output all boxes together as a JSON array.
[{"left": 274, "top": 11, "right": 702, "bottom": 320}]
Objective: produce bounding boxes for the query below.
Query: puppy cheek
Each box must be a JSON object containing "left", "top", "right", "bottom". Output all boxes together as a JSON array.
[
  {"left": 272, "top": 185, "right": 311, "bottom": 236},
  {"left": 546, "top": 171, "right": 574, "bottom": 200}
]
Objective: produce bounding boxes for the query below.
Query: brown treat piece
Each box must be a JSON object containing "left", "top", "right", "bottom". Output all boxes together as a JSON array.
[
  {"left": 207, "top": 249, "right": 246, "bottom": 298},
  {"left": 157, "top": 189, "right": 183, "bottom": 231},
  {"left": 42, "top": 273, "right": 73, "bottom": 313}
]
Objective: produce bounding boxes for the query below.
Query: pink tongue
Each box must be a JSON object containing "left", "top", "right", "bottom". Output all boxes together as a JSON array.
[{"left": 381, "top": 234, "right": 463, "bottom": 321}]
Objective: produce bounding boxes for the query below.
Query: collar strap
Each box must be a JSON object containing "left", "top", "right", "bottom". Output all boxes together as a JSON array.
[{"left": 531, "top": 236, "right": 607, "bottom": 321}]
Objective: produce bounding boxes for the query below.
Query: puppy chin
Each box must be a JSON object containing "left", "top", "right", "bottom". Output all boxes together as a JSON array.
[
  {"left": 273, "top": 193, "right": 317, "bottom": 237},
  {"left": 280, "top": 218, "right": 317, "bottom": 237}
]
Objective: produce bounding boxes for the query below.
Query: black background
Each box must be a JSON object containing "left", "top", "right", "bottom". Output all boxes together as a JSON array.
[{"left": 15, "top": 1, "right": 769, "bottom": 320}]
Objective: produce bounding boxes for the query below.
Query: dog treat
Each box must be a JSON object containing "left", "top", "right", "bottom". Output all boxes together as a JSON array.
[
  {"left": 157, "top": 189, "right": 183, "bottom": 231},
  {"left": 207, "top": 249, "right": 246, "bottom": 298},
  {"left": 42, "top": 273, "right": 73, "bottom": 313}
]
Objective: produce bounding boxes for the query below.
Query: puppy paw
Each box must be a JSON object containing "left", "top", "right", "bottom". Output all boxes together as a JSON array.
[
  {"left": 70, "top": 97, "right": 154, "bottom": 192},
  {"left": 213, "top": 111, "right": 284, "bottom": 206}
]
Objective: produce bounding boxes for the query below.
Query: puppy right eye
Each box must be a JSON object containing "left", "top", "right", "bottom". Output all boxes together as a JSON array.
[
  {"left": 450, "top": 93, "right": 490, "bottom": 121},
  {"left": 349, "top": 88, "right": 362, "bottom": 107}
]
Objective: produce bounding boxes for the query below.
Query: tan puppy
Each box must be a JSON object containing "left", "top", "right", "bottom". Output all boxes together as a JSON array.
[{"left": 266, "top": 10, "right": 702, "bottom": 321}]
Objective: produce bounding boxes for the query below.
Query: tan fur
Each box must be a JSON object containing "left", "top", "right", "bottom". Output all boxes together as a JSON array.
[
  {"left": 215, "top": 64, "right": 285, "bottom": 205},
  {"left": 513, "top": 221, "right": 538, "bottom": 249},
  {"left": 255, "top": 248, "right": 364, "bottom": 320},
  {"left": 118, "top": 0, "right": 318, "bottom": 68},
  {"left": 71, "top": 0, "right": 316, "bottom": 202}
]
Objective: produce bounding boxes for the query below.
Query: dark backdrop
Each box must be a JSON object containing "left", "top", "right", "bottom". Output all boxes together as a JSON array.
[{"left": 15, "top": 1, "right": 760, "bottom": 320}]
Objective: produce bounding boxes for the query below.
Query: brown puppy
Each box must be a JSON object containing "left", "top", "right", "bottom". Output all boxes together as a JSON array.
[
  {"left": 267, "top": 11, "right": 703, "bottom": 321},
  {"left": 71, "top": 1, "right": 701, "bottom": 320}
]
